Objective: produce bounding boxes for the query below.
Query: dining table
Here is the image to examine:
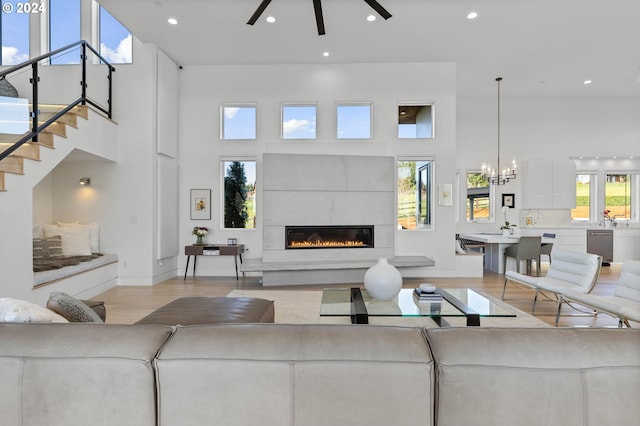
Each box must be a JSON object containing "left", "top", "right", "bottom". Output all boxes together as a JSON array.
[{"left": 459, "top": 233, "right": 555, "bottom": 274}]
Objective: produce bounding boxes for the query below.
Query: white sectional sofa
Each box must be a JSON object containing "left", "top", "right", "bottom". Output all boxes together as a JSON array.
[{"left": 1, "top": 323, "right": 638, "bottom": 426}]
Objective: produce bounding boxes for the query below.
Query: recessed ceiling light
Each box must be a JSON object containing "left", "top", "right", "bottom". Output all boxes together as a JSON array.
[
  {"left": 323, "top": 51, "right": 330, "bottom": 57},
  {"left": 467, "top": 12, "right": 478, "bottom": 20},
  {"left": 167, "top": 18, "right": 178, "bottom": 25},
  {"left": 367, "top": 15, "right": 376, "bottom": 22},
  {"left": 266, "top": 16, "right": 276, "bottom": 23},
  {"left": 584, "top": 80, "right": 592, "bottom": 85}
]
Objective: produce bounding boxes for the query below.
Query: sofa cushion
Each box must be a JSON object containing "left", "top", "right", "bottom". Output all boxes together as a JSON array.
[
  {"left": 47, "top": 292, "right": 104, "bottom": 323},
  {"left": 0, "top": 323, "right": 174, "bottom": 426},
  {"left": 0, "top": 298, "right": 68, "bottom": 323},
  {"left": 155, "top": 324, "right": 434, "bottom": 426},
  {"left": 426, "top": 328, "right": 640, "bottom": 426},
  {"left": 43, "top": 224, "right": 92, "bottom": 257},
  {"left": 32, "top": 236, "right": 64, "bottom": 260},
  {"left": 57, "top": 222, "right": 100, "bottom": 253}
]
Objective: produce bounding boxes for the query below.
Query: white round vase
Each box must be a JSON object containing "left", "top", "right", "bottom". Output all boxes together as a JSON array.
[{"left": 364, "top": 258, "right": 403, "bottom": 300}]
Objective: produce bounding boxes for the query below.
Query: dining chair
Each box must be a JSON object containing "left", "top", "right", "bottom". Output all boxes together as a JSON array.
[
  {"left": 503, "top": 236, "right": 542, "bottom": 276},
  {"left": 540, "top": 233, "right": 555, "bottom": 264}
]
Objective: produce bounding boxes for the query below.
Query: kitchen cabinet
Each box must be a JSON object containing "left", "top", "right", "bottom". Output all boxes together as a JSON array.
[
  {"left": 520, "top": 227, "right": 640, "bottom": 262},
  {"left": 521, "top": 159, "right": 576, "bottom": 209}
]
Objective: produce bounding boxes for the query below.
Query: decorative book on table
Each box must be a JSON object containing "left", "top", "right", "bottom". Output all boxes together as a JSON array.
[{"left": 413, "top": 288, "right": 443, "bottom": 302}]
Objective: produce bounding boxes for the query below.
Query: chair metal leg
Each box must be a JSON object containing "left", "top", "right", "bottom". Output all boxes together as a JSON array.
[
  {"left": 502, "top": 277, "right": 508, "bottom": 300},
  {"left": 555, "top": 296, "right": 564, "bottom": 326}
]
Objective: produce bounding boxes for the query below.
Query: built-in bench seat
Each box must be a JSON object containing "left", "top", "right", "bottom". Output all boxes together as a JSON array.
[
  {"left": 241, "top": 256, "right": 435, "bottom": 286},
  {"left": 33, "top": 253, "right": 118, "bottom": 287}
]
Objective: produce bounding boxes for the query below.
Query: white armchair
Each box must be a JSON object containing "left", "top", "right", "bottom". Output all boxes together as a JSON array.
[
  {"left": 503, "top": 249, "right": 602, "bottom": 314},
  {"left": 555, "top": 260, "right": 640, "bottom": 327}
]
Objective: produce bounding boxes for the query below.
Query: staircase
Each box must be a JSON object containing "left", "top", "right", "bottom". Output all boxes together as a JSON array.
[
  {"left": 0, "top": 104, "right": 89, "bottom": 191},
  {"left": 0, "top": 40, "right": 115, "bottom": 192}
]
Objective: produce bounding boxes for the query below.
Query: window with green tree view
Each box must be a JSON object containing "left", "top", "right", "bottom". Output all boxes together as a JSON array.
[
  {"left": 223, "top": 160, "right": 256, "bottom": 229},
  {"left": 397, "top": 160, "right": 432, "bottom": 230},
  {"left": 466, "top": 172, "right": 490, "bottom": 221},
  {"left": 605, "top": 173, "right": 632, "bottom": 221},
  {"left": 571, "top": 174, "right": 595, "bottom": 221}
]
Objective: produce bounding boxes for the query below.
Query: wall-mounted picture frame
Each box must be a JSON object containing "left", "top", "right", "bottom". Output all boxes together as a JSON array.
[
  {"left": 502, "top": 193, "right": 515, "bottom": 208},
  {"left": 190, "top": 189, "right": 211, "bottom": 220},
  {"left": 438, "top": 183, "right": 453, "bottom": 206},
  {"left": 524, "top": 216, "right": 534, "bottom": 227}
]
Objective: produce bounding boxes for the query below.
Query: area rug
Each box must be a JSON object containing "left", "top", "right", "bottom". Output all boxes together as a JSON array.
[{"left": 226, "top": 289, "right": 550, "bottom": 328}]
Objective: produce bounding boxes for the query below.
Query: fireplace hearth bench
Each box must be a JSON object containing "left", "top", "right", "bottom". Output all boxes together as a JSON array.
[
  {"left": 0, "top": 324, "right": 637, "bottom": 425},
  {"left": 240, "top": 255, "right": 435, "bottom": 286}
]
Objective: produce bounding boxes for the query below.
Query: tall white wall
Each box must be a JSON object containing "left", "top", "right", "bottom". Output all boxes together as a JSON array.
[
  {"left": 178, "top": 62, "right": 458, "bottom": 277},
  {"left": 49, "top": 41, "right": 180, "bottom": 286}
]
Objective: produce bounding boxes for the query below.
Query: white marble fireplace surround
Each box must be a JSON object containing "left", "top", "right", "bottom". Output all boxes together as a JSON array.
[{"left": 256, "top": 153, "right": 434, "bottom": 285}]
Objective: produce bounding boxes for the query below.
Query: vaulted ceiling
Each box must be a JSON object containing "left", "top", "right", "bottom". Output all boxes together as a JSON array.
[{"left": 98, "top": 0, "right": 640, "bottom": 98}]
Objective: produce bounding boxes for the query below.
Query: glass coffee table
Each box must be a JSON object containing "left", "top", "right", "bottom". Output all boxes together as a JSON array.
[{"left": 320, "top": 288, "right": 516, "bottom": 326}]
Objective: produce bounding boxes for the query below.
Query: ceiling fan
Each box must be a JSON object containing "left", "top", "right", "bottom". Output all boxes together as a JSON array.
[{"left": 247, "top": 0, "right": 392, "bottom": 36}]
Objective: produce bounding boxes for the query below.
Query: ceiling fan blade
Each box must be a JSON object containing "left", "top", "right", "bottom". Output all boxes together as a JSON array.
[
  {"left": 313, "top": 0, "right": 326, "bottom": 35},
  {"left": 362, "top": 0, "right": 392, "bottom": 20},
  {"left": 247, "top": 0, "right": 273, "bottom": 25}
]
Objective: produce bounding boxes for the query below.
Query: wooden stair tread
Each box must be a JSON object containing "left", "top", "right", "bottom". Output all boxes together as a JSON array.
[
  {"left": 0, "top": 142, "right": 40, "bottom": 160},
  {"left": 0, "top": 156, "right": 24, "bottom": 174},
  {"left": 40, "top": 112, "right": 78, "bottom": 128},
  {"left": 36, "top": 104, "right": 89, "bottom": 119}
]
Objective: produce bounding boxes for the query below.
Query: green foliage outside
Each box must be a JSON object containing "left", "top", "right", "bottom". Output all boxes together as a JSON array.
[
  {"left": 466, "top": 173, "right": 490, "bottom": 220},
  {"left": 224, "top": 161, "right": 249, "bottom": 228},
  {"left": 573, "top": 182, "right": 631, "bottom": 219}
]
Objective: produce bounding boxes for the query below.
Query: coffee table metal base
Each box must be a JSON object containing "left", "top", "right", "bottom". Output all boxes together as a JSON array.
[{"left": 337, "top": 288, "right": 484, "bottom": 326}]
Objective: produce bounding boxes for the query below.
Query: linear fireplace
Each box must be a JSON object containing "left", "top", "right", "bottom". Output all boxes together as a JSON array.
[{"left": 285, "top": 226, "right": 374, "bottom": 249}]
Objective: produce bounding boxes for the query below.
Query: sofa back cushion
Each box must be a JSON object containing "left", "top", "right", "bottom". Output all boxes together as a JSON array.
[
  {"left": 0, "top": 323, "right": 173, "bottom": 426},
  {"left": 155, "top": 324, "right": 434, "bottom": 426},
  {"left": 614, "top": 260, "right": 640, "bottom": 302},
  {"left": 426, "top": 328, "right": 640, "bottom": 426},
  {"left": 546, "top": 249, "right": 602, "bottom": 293}
]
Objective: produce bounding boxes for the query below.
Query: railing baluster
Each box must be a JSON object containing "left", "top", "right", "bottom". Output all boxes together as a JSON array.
[
  {"left": 108, "top": 66, "right": 113, "bottom": 119},
  {"left": 81, "top": 42, "right": 87, "bottom": 105},
  {"left": 31, "top": 62, "right": 39, "bottom": 143}
]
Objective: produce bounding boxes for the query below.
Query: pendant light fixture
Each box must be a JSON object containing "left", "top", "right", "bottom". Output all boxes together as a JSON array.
[{"left": 481, "top": 77, "right": 517, "bottom": 185}]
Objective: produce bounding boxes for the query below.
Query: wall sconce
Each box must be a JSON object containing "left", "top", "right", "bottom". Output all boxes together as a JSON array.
[{"left": 79, "top": 177, "right": 91, "bottom": 186}]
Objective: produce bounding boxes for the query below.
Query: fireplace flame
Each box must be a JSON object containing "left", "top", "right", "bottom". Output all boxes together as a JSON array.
[{"left": 289, "top": 240, "right": 366, "bottom": 248}]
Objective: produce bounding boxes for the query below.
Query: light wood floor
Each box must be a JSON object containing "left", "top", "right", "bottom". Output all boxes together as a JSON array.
[{"left": 96, "top": 263, "right": 636, "bottom": 328}]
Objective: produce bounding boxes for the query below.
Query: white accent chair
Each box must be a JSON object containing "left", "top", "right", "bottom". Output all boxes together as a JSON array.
[
  {"left": 555, "top": 260, "right": 640, "bottom": 327},
  {"left": 503, "top": 249, "right": 602, "bottom": 314}
]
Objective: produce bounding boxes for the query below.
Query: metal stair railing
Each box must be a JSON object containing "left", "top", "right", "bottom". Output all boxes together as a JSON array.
[{"left": 0, "top": 40, "right": 115, "bottom": 162}]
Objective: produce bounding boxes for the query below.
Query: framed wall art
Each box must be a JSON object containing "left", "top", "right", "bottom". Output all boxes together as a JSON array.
[
  {"left": 438, "top": 183, "right": 453, "bottom": 206},
  {"left": 190, "top": 189, "right": 211, "bottom": 220},
  {"left": 502, "top": 193, "right": 515, "bottom": 208}
]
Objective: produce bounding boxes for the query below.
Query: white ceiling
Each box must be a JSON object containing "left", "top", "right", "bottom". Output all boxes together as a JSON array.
[{"left": 98, "top": 0, "right": 640, "bottom": 98}]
